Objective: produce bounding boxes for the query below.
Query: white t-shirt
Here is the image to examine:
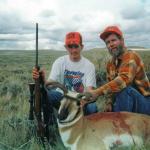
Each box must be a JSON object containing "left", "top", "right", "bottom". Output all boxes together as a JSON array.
[{"left": 48, "top": 55, "right": 96, "bottom": 93}]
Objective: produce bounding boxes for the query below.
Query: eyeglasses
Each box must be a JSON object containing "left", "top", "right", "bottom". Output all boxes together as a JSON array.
[{"left": 67, "top": 44, "right": 79, "bottom": 49}]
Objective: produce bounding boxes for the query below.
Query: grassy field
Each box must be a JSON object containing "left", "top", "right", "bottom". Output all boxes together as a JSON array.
[{"left": 0, "top": 49, "right": 150, "bottom": 150}]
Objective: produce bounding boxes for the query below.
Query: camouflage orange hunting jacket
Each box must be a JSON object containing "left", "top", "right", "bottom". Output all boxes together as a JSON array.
[{"left": 95, "top": 49, "right": 150, "bottom": 97}]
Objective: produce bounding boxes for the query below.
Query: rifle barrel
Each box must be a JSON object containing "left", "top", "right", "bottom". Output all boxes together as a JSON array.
[{"left": 36, "top": 23, "right": 38, "bottom": 68}]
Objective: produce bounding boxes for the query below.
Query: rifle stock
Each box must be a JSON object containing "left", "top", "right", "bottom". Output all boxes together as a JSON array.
[{"left": 28, "top": 83, "right": 35, "bottom": 120}]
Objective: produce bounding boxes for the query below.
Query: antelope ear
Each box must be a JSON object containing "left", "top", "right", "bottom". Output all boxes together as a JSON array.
[
  {"left": 66, "top": 91, "right": 79, "bottom": 98},
  {"left": 77, "top": 92, "right": 94, "bottom": 101}
]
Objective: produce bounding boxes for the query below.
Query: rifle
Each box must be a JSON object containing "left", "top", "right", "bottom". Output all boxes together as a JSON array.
[{"left": 28, "top": 23, "right": 56, "bottom": 145}]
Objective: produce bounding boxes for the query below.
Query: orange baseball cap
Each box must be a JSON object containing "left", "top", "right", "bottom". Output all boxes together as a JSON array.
[
  {"left": 65, "top": 32, "right": 82, "bottom": 45},
  {"left": 100, "top": 26, "right": 123, "bottom": 41}
]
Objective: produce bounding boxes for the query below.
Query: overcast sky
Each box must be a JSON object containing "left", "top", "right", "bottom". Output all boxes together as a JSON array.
[{"left": 0, "top": 0, "right": 150, "bottom": 50}]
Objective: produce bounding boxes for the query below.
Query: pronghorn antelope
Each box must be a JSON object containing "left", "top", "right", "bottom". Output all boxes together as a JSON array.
[{"left": 46, "top": 82, "right": 150, "bottom": 150}]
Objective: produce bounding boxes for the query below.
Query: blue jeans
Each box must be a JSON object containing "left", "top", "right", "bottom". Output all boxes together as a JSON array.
[
  {"left": 47, "top": 90, "right": 97, "bottom": 115},
  {"left": 83, "top": 102, "right": 97, "bottom": 115},
  {"left": 47, "top": 90, "right": 64, "bottom": 105},
  {"left": 113, "top": 86, "right": 150, "bottom": 115}
]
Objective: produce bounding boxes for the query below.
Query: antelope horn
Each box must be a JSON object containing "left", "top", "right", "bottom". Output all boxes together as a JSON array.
[
  {"left": 45, "top": 81, "right": 80, "bottom": 102},
  {"left": 45, "top": 81, "right": 68, "bottom": 95},
  {"left": 45, "top": 82, "right": 91, "bottom": 104},
  {"left": 65, "top": 91, "right": 81, "bottom": 103}
]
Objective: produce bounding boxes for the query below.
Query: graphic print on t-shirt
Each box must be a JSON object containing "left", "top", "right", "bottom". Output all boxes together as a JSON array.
[{"left": 64, "top": 69, "right": 84, "bottom": 93}]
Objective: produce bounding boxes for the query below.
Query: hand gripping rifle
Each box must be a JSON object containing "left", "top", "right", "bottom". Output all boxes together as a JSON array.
[{"left": 28, "top": 23, "right": 55, "bottom": 145}]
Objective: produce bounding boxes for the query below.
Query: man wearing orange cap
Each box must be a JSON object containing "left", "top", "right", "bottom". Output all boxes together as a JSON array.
[
  {"left": 82, "top": 26, "right": 150, "bottom": 115},
  {"left": 32, "top": 32, "right": 97, "bottom": 115}
]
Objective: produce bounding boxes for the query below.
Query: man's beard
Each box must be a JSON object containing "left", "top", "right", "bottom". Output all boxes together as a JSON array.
[{"left": 108, "top": 45, "right": 124, "bottom": 58}]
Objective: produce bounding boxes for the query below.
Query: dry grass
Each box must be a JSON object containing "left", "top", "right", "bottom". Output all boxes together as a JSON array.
[{"left": 0, "top": 49, "right": 150, "bottom": 150}]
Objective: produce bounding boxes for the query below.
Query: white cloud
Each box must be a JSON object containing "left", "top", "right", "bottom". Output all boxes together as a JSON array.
[{"left": 0, "top": 0, "right": 150, "bottom": 50}]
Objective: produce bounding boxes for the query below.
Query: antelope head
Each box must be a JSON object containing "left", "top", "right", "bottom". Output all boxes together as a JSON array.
[
  {"left": 45, "top": 81, "right": 83, "bottom": 125},
  {"left": 58, "top": 91, "right": 83, "bottom": 126}
]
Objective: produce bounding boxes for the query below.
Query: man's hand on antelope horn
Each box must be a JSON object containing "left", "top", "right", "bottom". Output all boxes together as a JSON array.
[
  {"left": 77, "top": 92, "right": 95, "bottom": 102},
  {"left": 77, "top": 92, "right": 97, "bottom": 107}
]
